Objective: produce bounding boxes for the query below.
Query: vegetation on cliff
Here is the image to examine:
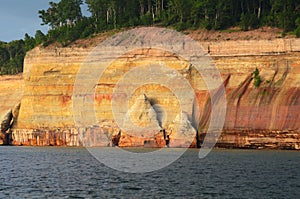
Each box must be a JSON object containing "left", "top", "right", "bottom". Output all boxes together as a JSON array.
[
  {"left": 253, "top": 68, "right": 262, "bottom": 88},
  {"left": 0, "top": 31, "right": 47, "bottom": 75},
  {"left": 37, "top": 0, "right": 300, "bottom": 47},
  {"left": 0, "top": 40, "right": 25, "bottom": 75},
  {"left": 1, "top": 0, "right": 300, "bottom": 75}
]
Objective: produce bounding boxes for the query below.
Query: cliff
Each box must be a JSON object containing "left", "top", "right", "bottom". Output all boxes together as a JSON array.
[
  {"left": 3, "top": 28, "right": 300, "bottom": 149},
  {"left": 0, "top": 74, "right": 23, "bottom": 144}
]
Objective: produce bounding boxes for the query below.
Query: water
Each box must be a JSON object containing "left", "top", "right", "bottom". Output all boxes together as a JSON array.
[{"left": 0, "top": 147, "right": 299, "bottom": 198}]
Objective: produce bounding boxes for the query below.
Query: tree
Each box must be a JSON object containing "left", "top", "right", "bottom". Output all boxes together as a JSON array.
[
  {"left": 0, "top": 46, "right": 9, "bottom": 67},
  {"left": 201, "top": 0, "right": 219, "bottom": 30},
  {"left": 86, "top": 0, "right": 108, "bottom": 31},
  {"left": 191, "top": 0, "right": 207, "bottom": 28},
  {"left": 0, "top": 40, "right": 26, "bottom": 74},
  {"left": 59, "top": 0, "right": 83, "bottom": 25},
  {"left": 38, "top": 2, "right": 60, "bottom": 28},
  {"left": 213, "top": 0, "right": 234, "bottom": 29},
  {"left": 37, "top": 0, "right": 300, "bottom": 47},
  {"left": 39, "top": 0, "right": 83, "bottom": 29},
  {"left": 24, "top": 34, "right": 36, "bottom": 51},
  {"left": 168, "top": 0, "right": 190, "bottom": 23},
  {"left": 270, "top": 0, "right": 300, "bottom": 33},
  {"left": 35, "top": 30, "right": 46, "bottom": 45},
  {"left": 240, "top": 12, "right": 259, "bottom": 31}
]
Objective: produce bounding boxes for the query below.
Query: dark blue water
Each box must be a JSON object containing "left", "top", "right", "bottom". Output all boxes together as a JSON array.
[{"left": 0, "top": 147, "right": 299, "bottom": 198}]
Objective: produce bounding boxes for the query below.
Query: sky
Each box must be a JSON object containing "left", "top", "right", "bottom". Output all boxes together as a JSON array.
[{"left": 0, "top": 0, "right": 89, "bottom": 42}]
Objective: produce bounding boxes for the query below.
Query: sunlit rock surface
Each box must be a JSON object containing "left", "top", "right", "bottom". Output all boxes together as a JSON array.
[
  {"left": 3, "top": 30, "right": 300, "bottom": 149},
  {"left": 0, "top": 75, "right": 23, "bottom": 144}
]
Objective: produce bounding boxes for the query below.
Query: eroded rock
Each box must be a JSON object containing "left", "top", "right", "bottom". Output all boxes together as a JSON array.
[
  {"left": 1, "top": 109, "right": 13, "bottom": 133},
  {"left": 123, "top": 94, "right": 161, "bottom": 138},
  {"left": 167, "top": 113, "right": 197, "bottom": 148},
  {"left": 12, "top": 102, "right": 21, "bottom": 121}
]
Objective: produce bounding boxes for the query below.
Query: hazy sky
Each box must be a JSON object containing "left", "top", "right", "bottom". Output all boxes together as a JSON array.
[{"left": 0, "top": 0, "right": 89, "bottom": 42}]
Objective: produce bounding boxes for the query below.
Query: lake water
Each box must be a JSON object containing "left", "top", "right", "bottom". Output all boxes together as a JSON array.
[{"left": 0, "top": 147, "right": 299, "bottom": 198}]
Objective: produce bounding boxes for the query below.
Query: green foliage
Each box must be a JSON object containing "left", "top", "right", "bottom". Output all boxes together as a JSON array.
[
  {"left": 140, "top": 12, "right": 153, "bottom": 26},
  {"left": 270, "top": 0, "right": 300, "bottom": 33},
  {"left": 295, "top": 17, "right": 300, "bottom": 38},
  {"left": 44, "top": 17, "right": 93, "bottom": 46},
  {"left": 0, "top": 31, "right": 46, "bottom": 75},
  {"left": 240, "top": 13, "right": 259, "bottom": 31},
  {"left": 83, "top": 0, "right": 300, "bottom": 33},
  {"left": 3, "top": 0, "right": 300, "bottom": 76},
  {"left": 35, "top": 0, "right": 300, "bottom": 46},
  {"left": 0, "top": 46, "right": 10, "bottom": 67},
  {"left": 38, "top": 0, "right": 83, "bottom": 29},
  {"left": 0, "top": 40, "right": 26, "bottom": 75},
  {"left": 253, "top": 68, "right": 262, "bottom": 88},
  {"left": 35, "top": 30, "right": 46, "bottom": 45},
  {"left": 24, "top": 34, "right": 36, "bottom": 51}
]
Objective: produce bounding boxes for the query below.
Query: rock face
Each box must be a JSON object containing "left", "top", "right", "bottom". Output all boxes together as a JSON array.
[
  {"left": 0, "top": 74, "right": 23, "bottom": 144},
  {"left": 168, "top": 113, "right": 197, "bottom": 148},
  {"left": 123, "top": 94, "right": 161, "bottom": 136},
  {"left": 0, "top": 74, "right": 23, "bottom": 116},
  {"left": 0, "top": 109, "right": 13, "bottom": 145},
  {"left": 8, "top": 29, "right": 300, "bottom": 149},
  {"left": 213, "top": 54, "right": 300, "bottom": 149},
  {"left": 0, "top": 103, "right": 22, "bottom": 145}
]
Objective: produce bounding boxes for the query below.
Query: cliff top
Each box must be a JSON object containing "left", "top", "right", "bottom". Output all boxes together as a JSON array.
[
  {"left": 30, "top": 26, "right": 299, "bottom": 58},
  {"left": 186, "top": 27, "right": 294, "bottom": 42},
  {"left": 46, "top": 26, "right": 295, "bottom": 49}
]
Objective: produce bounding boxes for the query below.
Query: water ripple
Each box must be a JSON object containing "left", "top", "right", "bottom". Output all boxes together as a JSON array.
[{"left": 0, "top": 147, "right": 299, "bottom": 198}]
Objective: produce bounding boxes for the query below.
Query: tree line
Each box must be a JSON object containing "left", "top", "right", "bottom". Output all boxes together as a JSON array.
[
  {"left": 1, "top": 0, "right": 300, "bottom": 75},
  {"left": 0, "top": 30, "right": 46, "bottom": 75},
  {"left": 38, "top": 0, "right": 300, "bottom": 45},
  {"left": 0, "top": 40, "right": 25, "bottom": 75}
]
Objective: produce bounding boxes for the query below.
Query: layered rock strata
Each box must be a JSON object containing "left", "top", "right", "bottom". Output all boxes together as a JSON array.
[
  {"left": 0, "top": 75, "right": 23, "bottom": 144},
  {"left": 6, "top": 30, "right": 300, "bottom": 149}
]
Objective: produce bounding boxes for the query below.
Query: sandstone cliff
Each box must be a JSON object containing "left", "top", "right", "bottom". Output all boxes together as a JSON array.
[
  {"left": 5, "top": 28, "right": 300, "bottom": 149},
  {"left": 0, "top": 75, "right": 23, "bottom": 144}
]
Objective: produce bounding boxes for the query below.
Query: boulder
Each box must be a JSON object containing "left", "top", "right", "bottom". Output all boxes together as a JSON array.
[{"left": 1, "top": 109, "right": 13, "bottom": 133}]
